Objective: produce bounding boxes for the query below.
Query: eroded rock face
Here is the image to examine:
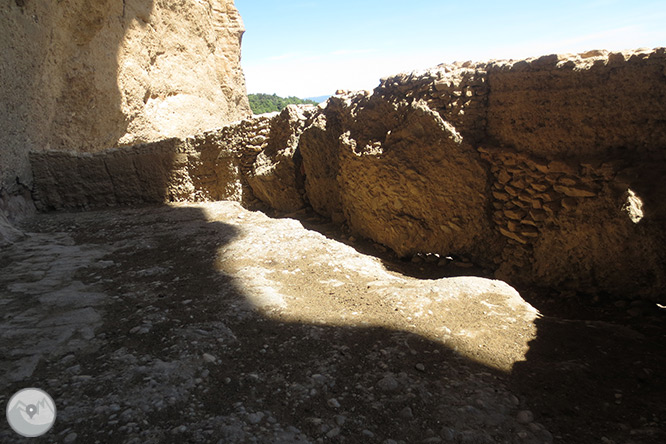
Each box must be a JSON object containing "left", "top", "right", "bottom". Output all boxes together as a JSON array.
[
  {"left": 29, "top": 48, "right": 666, "bottom": 300},
  {"left": 0, "top": 0, "right": 250, "bottom": 221},
  {"left": 246, "top": 106, "right": 314, "bottom": 212},
  {"left": 299, "top": 97, "right": 352, "bottom": 223},
  {"left": 336, "top": 98, "right": 497, "bottom": 263}
]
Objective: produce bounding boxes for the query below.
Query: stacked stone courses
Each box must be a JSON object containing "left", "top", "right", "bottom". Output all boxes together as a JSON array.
[{"left": 31, "top": 48, "right": 666, "bottom": 299}]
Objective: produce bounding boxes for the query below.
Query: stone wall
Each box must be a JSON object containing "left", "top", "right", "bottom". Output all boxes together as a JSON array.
[
  {"left": 30, "top": 114, "right": 274, "bottom": 211},
  {"left": 30, "top": 48, "right": 666, "bottom": 299},
  {"left": 0, "top": 0, "right": 251, "bottom": 227}
]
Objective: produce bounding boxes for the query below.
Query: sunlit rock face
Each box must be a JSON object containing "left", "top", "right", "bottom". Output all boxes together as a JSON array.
[
  {"left": 0, "top": 0, "right": 251, "bottom": 226},
  {"left": 29, "top": 48, "right": 666, "bottom": 300},
  {"left": 295, "top": 49, "right": 666, "bottom": 299}
]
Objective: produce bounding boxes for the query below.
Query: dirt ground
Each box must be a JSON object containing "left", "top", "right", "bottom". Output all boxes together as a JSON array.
[{"left": 1, "top": 202, "right": 664, "bottom": 443}]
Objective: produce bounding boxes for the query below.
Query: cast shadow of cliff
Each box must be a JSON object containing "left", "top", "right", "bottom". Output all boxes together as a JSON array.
[
  {"left": 6, "top": 203, "right": 514, "bottom": 443},
  {"left": 10, "top": 200, "right": 664, "bottom": 443},
  {"left": 265, "top": 206, "right": 666, "bottom": 443}
]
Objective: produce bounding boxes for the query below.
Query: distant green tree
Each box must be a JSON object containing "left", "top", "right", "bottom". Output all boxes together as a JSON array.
[{"left": 248, "top": 93, "right": 318, "bottom": 114}]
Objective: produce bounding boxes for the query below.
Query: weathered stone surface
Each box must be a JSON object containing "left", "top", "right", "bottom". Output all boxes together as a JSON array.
[
  {"left": 30, "top": 139, "right": 188, "bottom": 211},
  {"left": 246, "top": 105, "right": 313, "bottom": 212},
  {"left": 0, "top": 212, "right": 24, "bottom": 247},
  {"left": 29, "top": 113, "right": 281, "bottom": 212},
  {"left": 299, "top": 97, "right": 352, "bottom": 223},
  {"left": 188, "top": 116, "right": 272, "bottom": 206},
  {"left": 27, "top": 47, "right": 666, "bottom": 299},
  {"left": 336, "top": 98, "right": 498, "bottom": 262},
  {"left": 485, "top": 49, "right": 666, "bottom": 158},
  {"left": 0, "top": 0, "right": 250, "bottom": 218}
]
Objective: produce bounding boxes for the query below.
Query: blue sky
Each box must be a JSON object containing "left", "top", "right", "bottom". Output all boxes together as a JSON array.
[{"left": 235, "top": 0, "right": 666, "bottom": 98}]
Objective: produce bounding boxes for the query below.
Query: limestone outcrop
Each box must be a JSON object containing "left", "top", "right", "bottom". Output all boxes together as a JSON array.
[
  {"left": 30, "top": 48, "right": 666, "bottom": 300},
  {"left": 0, "top": 0, "right": 251, "bottom": 232}
]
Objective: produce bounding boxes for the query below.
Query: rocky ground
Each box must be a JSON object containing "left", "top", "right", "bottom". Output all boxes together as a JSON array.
[{"left": 1, "top": 202, "right": 664, "bottom": 443}]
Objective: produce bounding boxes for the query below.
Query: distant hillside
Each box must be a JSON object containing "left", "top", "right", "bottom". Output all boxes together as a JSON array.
[
  {"left": 305, "top": 95, "right": 331, "bottom": 104},
  {"left": 248, "top": 94, "right": 318, "bottom": 114}
]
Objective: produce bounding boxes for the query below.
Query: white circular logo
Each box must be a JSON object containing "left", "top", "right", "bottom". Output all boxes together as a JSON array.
[{"left": 6, "top": 388, "right": 57, "bottom": 437}]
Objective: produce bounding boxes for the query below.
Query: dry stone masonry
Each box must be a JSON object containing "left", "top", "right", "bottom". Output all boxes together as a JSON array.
[{"left": 29, "top": 47, "right": 666, "bottom": 300}]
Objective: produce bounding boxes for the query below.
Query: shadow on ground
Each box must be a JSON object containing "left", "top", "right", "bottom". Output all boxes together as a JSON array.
[
  {"left": 270, "top": 206, "right": 666, "bottom": 443},
  {"left": 1, "top": 203, "right": 664, "bottom": 443}
]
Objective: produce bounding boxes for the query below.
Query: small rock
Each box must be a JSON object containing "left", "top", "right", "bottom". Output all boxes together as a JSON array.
[
  {"left": 64, "top": 432, "right": 78, "bottom": 443},
  {"left": 60, "top": 354, "right": 76, "bottom": 365},
  {"left": 377, "top": 375, "right": 399, "bottom": 392},
  {"left": 326, "top": 427, "right": 341, "bottom": 438},
  {"left": 311, "top": 374, "right": 327, "bottom": 385},
  {"left": 171, "top": 425, "right": 187, "bottom": 434},
  {"left": 516, "top": 410, "right": 534, "bottom": 424},
  {"left": 247, "top": 412, "right": 264, "bottom": 424},
  {"left": 120, "top": 408, "right": 134, "bottom": 421},
  {"left": 528, "top": 423, "right": 542, "bottom": 433},
  {"left": 415, "top": 363, "right": 426, "bottom": 372},
  {"left": 335, "top": 415, "right": 347, "bottom": 426},
  {"left": 129, "top": 325, "right": 150, "bottom": 334},
  {"left": 399, "top": 406, "right": 414, "bottom": 419},
  {"left": 440, "top": 427, "right": 455, "bottom": 441},
  {"left": 203, "top": 353, "right": 217, "bottom": 363},
  {"left": 327, "top": 398, "right": 341, "bottom": 409},
  {"left": 362, "top": 430, "right": 375, "bottom": 438},
  {"left": 66, "top": 364, "right": 81, "bottom": 375},
  {"left": 627, "top": 307, "right": 643, "bottom": 317}
]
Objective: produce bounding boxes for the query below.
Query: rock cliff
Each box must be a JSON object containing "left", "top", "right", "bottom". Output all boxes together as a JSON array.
[
  {"left": 0, "top": 0, "right": 251, "bottom": 239},
  {"left": 29, "top": 48, "right": 666, "bottom": 301}
]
